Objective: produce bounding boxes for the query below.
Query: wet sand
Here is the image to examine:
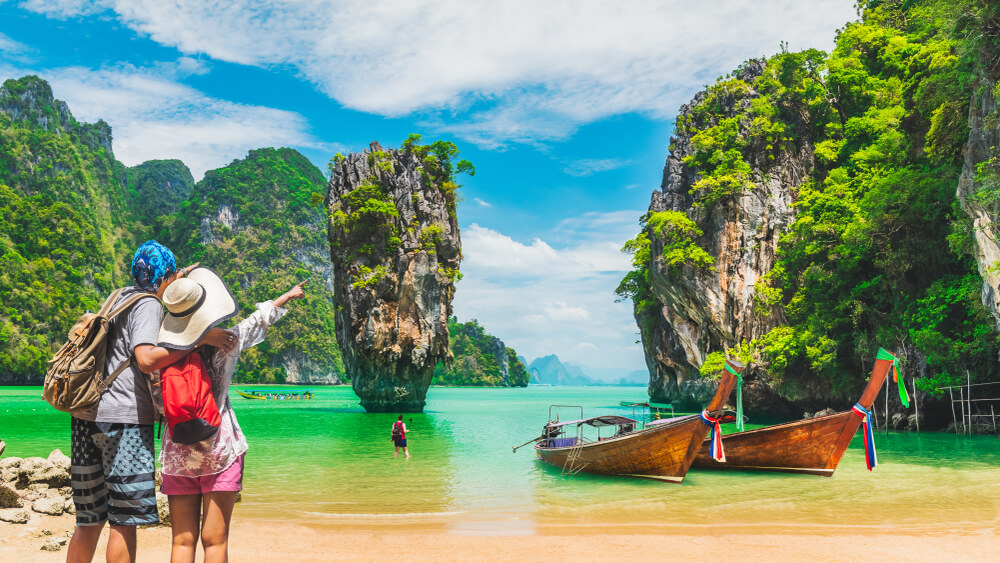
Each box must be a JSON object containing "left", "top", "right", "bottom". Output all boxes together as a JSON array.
[{"left": 3, "top": 513, "right": 997, "bottom": 562}]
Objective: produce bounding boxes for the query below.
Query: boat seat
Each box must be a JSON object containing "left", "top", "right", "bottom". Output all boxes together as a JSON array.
[{"left": 546, "top": 438, "right": 577, "bottom": 448}]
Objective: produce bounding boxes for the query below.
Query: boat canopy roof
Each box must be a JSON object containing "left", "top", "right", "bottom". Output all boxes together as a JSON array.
[
  {"left": 645, "top": 414, "right": 695, "bottom": 427},
  {"left": 547, "top": 415, "right": 637, "bottom": 429}
]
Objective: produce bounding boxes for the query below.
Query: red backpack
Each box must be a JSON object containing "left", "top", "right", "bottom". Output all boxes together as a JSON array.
[{"left": 161, "top": 353, "right": 221, "bottom": 444}]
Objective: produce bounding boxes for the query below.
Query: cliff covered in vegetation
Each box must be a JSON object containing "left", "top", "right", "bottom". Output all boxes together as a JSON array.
[
  {"left": 621, "top": 0, "right": 1000, "bottom": 422},
  {"left": 327, "top": 137, "right": 470, "bottom": 411},
  {"left": 0, "top": 76, "right": 140, "bottom": 383},
  {"left": 433, "top": 317, "right": 528, "bottom": 386},
  {"left": 0, "top": 76, "right": 345, "bottom": 385},
  {"left": 160, "top": 148, "right": 345, "bottom": 384}
]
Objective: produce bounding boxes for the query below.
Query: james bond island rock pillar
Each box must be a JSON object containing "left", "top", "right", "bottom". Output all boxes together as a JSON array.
[{"left": 327, "top": 137, "right": 471, "bottom": 412}]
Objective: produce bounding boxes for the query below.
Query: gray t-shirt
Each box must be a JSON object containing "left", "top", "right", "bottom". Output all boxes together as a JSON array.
[{"left": 75, "top": 287, "right": 162, "bottom": 424}]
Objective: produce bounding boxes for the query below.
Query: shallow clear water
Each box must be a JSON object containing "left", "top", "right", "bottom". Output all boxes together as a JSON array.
[{"left": 3, "top": 385, "right": 999, "bottom": 533}]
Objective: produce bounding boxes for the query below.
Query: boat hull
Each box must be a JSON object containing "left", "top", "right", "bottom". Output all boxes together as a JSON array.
[
  {"left": 692, "top": 356, "right": 893, "bottom": 476},
  {"left": 536, "top": 416, "right": 706, "bottom": 482},
  {"left": 691, "top": 411, "right": 854, "bottom": 475},
  {"left": 534, "top": 359, "right": 741, "bottom": 483}
]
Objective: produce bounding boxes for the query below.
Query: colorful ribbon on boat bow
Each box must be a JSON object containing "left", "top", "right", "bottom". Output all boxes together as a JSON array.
[
  {"left": 700, "top": 410, "right": 726, "bottom": 462},
  {"left": 725, "top": 362, "right": 744, "bottom": 432},
  {"left": 876, "top": 348, "right": 908, "bottom": 408},
  {"left": 851, "top": 403, "right": 878, "bottom": 471}
]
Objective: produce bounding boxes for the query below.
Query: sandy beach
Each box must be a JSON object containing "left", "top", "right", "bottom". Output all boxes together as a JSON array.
[{"left": 3, "top": 513, "right": 997, "bottom": 562}]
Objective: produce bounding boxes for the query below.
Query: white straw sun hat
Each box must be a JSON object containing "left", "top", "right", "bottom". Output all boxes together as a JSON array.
[{"left": 158, "top": 267, "right": 238, "bottom": 350}]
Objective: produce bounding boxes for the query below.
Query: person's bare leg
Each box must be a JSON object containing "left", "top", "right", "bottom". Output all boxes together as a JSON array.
[
  {"left": 169, "top": 494, "right": 202, "bottom": 563},
  {"left": 66, "top": 522, "right": 105, "bottom": 563},
  {"left": 394, "top": 445, "right": 399, "bottom": 458},
  {"left": 201, "top": 491, "right": 237, "bottom": 563},
  {"left": 105, "top": 525, "right": 137, "bottom": 563},
  {"left": 404, "top": 446, "right": 409, "bottom": 458}
]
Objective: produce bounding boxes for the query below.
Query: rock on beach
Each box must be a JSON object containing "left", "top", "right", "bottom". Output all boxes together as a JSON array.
[
  {"left": 32, "top": 495, "right": 66, "bottom": 516},
  {"left": 0, "top": 447, "right": 76, "bottom": 523},
  {"left": 17, "top": 454, "right": 71, "bottom": 488},
  {"left": 0, "top": 508, "right": 30, "bottom": 524},
  {"left": 40, "top": 536, "right": 68, "bottom": 551},
  {"left": 0, "top": 456, "right": 22, "bottom": 482},
  {"left": 0, "top": 480, "right": 21, "bottom": 508}
]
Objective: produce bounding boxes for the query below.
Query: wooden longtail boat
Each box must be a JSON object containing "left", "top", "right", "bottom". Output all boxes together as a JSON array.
[
  {"left": 691, "top": 354, "right": 892, "bottom": 476},
  {"left": 236, "top": 389, "right": 313, "bottom": 400},
  {"left": 531, "top": 360, "right": 741, "bottom": 483}
]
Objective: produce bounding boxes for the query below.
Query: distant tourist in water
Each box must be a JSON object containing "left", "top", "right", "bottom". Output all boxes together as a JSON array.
[
  {"left": 392, "top": 415, "right": 410, "bottom": 458},
  {"left": 157, "top": 273, "right": 307, "bottom": 563},
  {"left": 66, "top": 241, "right": 215, "bottom": 563}
]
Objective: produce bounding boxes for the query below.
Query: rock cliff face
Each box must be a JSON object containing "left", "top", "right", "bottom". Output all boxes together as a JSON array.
[
  {"left": 162, "top": 148, "right": 345, "bottom": 385},
  {"left": 641, "top": 61, "right": 813, "bottom": 407},
  {"left": 957, "top": 79, "right": 1000, "bottom": 328},
  {"left": 0, "top": 76, "right": 137, "bottom": 384},
  {"left": 125, "top": 159, "right": 195, "bottom": 224},
  {"left": 446, "top": 321, "right": 512, "bottom": 385},
  {"left": 327, "top": 141, "right": 461, "bottom": 411}
]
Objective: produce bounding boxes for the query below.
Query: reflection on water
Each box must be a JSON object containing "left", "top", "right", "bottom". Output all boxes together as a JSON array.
[{"left": 2, "top": 385, "right": 999, "bottom": 534}]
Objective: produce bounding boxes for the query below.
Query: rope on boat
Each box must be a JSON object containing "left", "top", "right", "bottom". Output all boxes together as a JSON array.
[
  {"left": 851, "top": 403, "right": 878, "bottom": 471},
  {"left": 876, "top": 348, "right": 908, "bottom": 408},
  {"left": 699, "top": 410, "right": 726, "bottom": 462}
]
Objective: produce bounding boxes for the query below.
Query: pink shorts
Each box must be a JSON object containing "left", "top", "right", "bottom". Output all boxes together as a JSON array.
[{"left": 161, "top": 455, "right": 244, "bottom": 495}]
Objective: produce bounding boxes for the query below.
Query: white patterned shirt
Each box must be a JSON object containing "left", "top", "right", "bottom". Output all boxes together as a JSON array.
[{"left": 159, "top": 301, "right": 287, "bottom": 477}]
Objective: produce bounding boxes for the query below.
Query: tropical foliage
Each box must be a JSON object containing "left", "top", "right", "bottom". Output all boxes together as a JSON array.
[
  {"left": 621, "top": 0, "right": 1000, "bottom": 399},
  {"left": 0, "top": 76, "right": 140, "bottom": 381},
  {"left": 433, "top": 317, "right": 529, "bottom": 387},
  {"left": 159, "top": 148, "right": 344, "bottom": 384}
]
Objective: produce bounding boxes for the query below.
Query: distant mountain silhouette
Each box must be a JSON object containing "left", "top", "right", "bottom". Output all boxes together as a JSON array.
[{"left": 529, "top": 355, "right": 588, "bottom": 385}]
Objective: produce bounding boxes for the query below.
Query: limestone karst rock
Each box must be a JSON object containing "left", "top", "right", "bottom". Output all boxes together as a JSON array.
[
  {"left": 327, "top": 140, "right": 463, "bottom": 412},
  {"left": 957, "top": 79, "right": 1000, "bottom": 328},
  {"left": 161, "top": 148, "right": 346, "bottom": 385},
  {"left": 637, "top": 60, "right": 812, "bottom": 410},
  {"left": 124, "top": 159, "right": 195, "bottom": 224}
]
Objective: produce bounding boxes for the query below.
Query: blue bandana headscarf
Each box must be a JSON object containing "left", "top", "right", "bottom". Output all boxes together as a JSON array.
[{"left": 131, "top": 240, "right": 177, "bottom": 293}]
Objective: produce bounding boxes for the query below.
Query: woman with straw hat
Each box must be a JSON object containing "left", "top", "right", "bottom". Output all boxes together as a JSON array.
[{"left": 156, "top": 266, "right": 307, "bottom": 563}]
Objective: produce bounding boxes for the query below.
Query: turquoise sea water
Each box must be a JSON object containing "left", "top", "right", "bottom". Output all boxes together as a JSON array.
[{"left": 2, "top": 385, "right": 999, "bottom": 534}]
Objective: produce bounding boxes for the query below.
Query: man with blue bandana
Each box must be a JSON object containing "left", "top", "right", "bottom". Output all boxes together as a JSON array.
[{"left": 67, "top": 241, "right": 232, "bottom": 563}]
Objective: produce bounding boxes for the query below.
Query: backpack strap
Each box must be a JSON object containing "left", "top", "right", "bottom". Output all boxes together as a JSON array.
[
  {"left": 95, "top": 288, "right": 127, "bottom": 317},
  {"left": 99, "top": 356, "right": 135, "bottom": 392},
  {"left": 100, "top": 292, "right": 160, "bottom": 391},
  {"left": 106, "top": 292, "right": 158, "bottom": 321}
]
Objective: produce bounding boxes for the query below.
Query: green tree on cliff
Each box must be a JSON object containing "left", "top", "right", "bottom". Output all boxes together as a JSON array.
[
  {"left": 620, "top": 0, "right": 1000, "bottom": 400},
  {"left": 160, "top": 148, "right": 344, "bottom": 384},
  {"left": 433, "top": 317, "right": 529, "bottom": 386}
]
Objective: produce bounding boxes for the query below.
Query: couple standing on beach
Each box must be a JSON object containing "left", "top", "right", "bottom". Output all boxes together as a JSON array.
[{"left": 66, "top": 240, "right": 306, "bottom": 563}]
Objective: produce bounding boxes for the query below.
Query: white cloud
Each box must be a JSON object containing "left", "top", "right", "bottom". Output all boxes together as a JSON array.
[
  {"left": 19, "top": 0, "right": 859, "bottom": 146},
  {"left": 472, "top": 197, "right": 492, "bottom": 208},
  {"left": 16, "top": 0, "right": 110, "bottom": 19},
  {"left": 0, "top": 32, "right": 28, "bottom": 54},
  {"left": 31, "top": 62, "right": 338, "bottom": 178},
  {"left": 563, "top": 158, "right": 631, "bottom": 177},
  {"left": 452, "top": 214, "right": 646, "bottom": 370}
]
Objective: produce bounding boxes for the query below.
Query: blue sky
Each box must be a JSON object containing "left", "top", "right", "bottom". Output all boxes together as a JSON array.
[{"left": 0, "top": 0, "right": 857, "bottom": 378}]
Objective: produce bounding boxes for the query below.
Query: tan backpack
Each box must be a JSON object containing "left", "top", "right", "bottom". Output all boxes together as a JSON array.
[{"left": 43, "top": 288, "right": 158, "bottom": 415}]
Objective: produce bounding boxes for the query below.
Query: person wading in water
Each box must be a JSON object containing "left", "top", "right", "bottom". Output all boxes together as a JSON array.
[{"left": 391, "top": 415, "right": 409, "bottom": 458}]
